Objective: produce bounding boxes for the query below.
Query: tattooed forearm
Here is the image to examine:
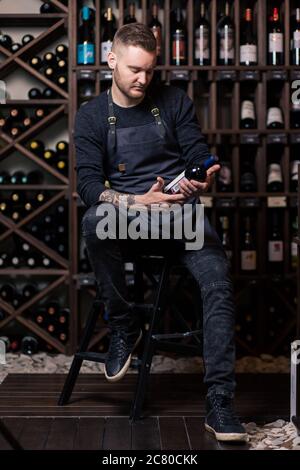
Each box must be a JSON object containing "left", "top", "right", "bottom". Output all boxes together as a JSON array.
[{"left": 99, "top": 189, "right": 136, "bottom": 207}]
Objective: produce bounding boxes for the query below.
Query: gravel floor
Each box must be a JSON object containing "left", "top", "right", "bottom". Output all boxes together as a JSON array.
[{"left": 0, "top": 353, "right": 299, "bottom": 450}]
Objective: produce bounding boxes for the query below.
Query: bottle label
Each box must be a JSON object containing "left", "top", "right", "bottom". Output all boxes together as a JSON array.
[
  {"left": 172, "top": 32, "right": 186, "bottom": 61},
  {"left": 267, "top": 163, "right": 283, "bottom": 184},
  {"left": 267, "top": 107, "right": 283, "bottom": 126},
  {"left": 291, "top": 241, "right": 298, "bottom": 260},
  {"left": 101, "top": 40, "right": 113, "bottom": 63},
  {"left": 241, "top": 250, "right": 256, "bottom": 270},
  {"left": 240, "top": 44, "right": 257, "bottom": 63},
  {"left": 195, "top": 25, "right": 210, "bottom": 60},
  {"left": 268, "top": 240, "right": 283, "bottom": 262},
  {"left": 151, "top": 26, "right": 162, "bottom": 57},
  {"left": 269, "top": 33, "right": 283, "bottom": 53},
  {"left": 294, "top": 31, "right": 300, "bottom": 48},
  {"left": 219, "top": 25, "right": 234, "bottom": 60},
  {"left": 77, "top": 43, "right": 95, "bottom": 64},
  {"left": 291, "top": 160, "right": 300, "bottom": 181},
  {"left": 241, "top": 100, "right": 255, "bottom": 120}
]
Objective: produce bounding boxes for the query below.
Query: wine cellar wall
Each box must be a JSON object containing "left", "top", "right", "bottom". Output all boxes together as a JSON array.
[{"left": 0, "top": 0, "right": 299, "bottom": 357}]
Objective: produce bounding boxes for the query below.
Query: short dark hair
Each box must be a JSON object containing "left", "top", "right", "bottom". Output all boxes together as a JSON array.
[{"left": 112, "top": 23, "right": 156, "bottom": 53}]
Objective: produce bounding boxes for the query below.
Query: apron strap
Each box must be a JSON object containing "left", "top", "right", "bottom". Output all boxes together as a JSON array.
[{"left": 107, "top": 88, "right": 166, "bottom": 150}]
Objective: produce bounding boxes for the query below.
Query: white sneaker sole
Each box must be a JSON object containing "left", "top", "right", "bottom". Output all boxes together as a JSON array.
[
  {"left": 205, "top": 423, "right": 249, "bottom": 442},
  {"left": 104, "top": 330, "right": 143, "bottom": 383}
]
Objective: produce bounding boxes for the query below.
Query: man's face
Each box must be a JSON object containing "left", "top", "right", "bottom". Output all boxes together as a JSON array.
[{"left": 109, "top": 45, "right": 156, "bottom": 101}]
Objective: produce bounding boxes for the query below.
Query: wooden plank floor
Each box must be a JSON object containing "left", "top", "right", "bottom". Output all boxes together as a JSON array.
[{"left": 0, "top": 373, "right": 290, "bottom": 450}]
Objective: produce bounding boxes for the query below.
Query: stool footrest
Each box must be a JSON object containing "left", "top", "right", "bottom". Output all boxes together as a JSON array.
[
  {"left": 152, "top": 330, "right": 202, "bottom": 340},
  {"left": 75, "top": 352, "right": 106, "bottom": 363}
]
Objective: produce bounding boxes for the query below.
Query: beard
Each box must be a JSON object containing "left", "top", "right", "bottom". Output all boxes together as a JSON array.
[{"left": 114, "top": 65, "right": 147, "bottom": 102}]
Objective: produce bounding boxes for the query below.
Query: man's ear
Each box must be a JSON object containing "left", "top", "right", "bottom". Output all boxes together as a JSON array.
[{"left": 107, "top": 51, "right": 116, "bottom": 70}]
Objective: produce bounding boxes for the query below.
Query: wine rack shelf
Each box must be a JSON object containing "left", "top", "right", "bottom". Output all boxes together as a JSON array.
[{"left": 0, "top": 0, "right": 299, "bottom": 356}]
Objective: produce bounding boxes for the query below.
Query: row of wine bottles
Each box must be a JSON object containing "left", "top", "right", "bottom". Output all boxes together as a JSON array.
[
  {"left": 0, "top": 190, "right": 51, "bottom": 221},
  {"left": 218, "top": 212, "right": 298, "bottom": 273},
  {"left": 0, "top": 284, "right": 62, "bottom": 307},
  {"left": 29, "top": 49, "right": 68, "bottom": 90},
  {"left": 26, "top": 140, "right": 68, "bottom": 175},
  {"left": 0, "top": 32, "right": 36, "bottom": 53},
  {"left": 0, "top": 170, "right": 44, "bottom": 185},
  {"left": 0, "top": 107, "right": 50, "bottom": 138},
  {"left": 0, "top": 335, "right": 41, "bottom": 355},
  {"left": 240, "top": 101, "right": 300, "bottom": 130},
  {"left": 216, "top": 157, "right": 300, "bottom": 193},
  {"left": 76, "top": 3, "right": 300, "bottom": 66}
]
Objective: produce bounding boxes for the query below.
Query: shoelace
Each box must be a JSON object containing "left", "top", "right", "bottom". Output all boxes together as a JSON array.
[{"left": 212, "top": 395, "right": 240, "bottom": 425}]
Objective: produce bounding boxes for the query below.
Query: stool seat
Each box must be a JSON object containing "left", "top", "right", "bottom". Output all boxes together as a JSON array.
[{"left": 58, "top": 253, "right": 203, "bottom": 421}]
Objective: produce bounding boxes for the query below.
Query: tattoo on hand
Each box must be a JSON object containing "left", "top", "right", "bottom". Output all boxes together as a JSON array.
[{"left": 99, "top": 190, "right": 136, "bottom": 207}]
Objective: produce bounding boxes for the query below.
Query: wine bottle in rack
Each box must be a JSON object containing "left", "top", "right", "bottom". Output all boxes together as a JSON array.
[
  {"left": 22, "top": 34, "right": 34, "bottom": 46},
  {"left": 0, "top": 33, "right": 13, "bottom": 50},
  {"left": 240, "top": 100, "right": 256, "bottom": 129},
  {"left": 28, "top": 140, "right": 45, "bottom": 157},
  {"left": 194, "top": 1, "right": 210, "bottom": 66},
  {"left": 101, "top": 7, "right": 115, "bottom": 64},
  {"left": 27, "top": 170, "right": 44, "bottom": 184},
  {"left": 240, "top": 156, "right": 257, "bottom": 192},
  {"left": 78, "top": 6, "right": 95, "bottom": 65},
  {"left": 46, "top": 301, "right": 60, "bottom": 317},
  {"left": 241, "top": 216, "right": 257, "bottom": 272},
  {"left": 10, "top": 171, "right": 27, "bottom": 184},
  {"left": 44, "top": 66, "right": 57, "bottom": 81},
  {"left": 56, "top": 74, "right": 68, "bottom": 89},
  {"left": 0, "top": 283, "right": 16, "bottom": 303},
  {"left": 240, "top": 8, "right": 257, "bottom": 66},
  {"left": 291, "top": 100, "right": 300, "bottom": 129},
  {"left": 57, "top": 58, "right": 67, "bottom": 73},
  {"left": 148, "top": 2, "right": 162, "bottom": 64},
  {"left": 10, "top": 43, "right": 22, "bottom": 53},
  {"left": 0, "top": 171, "right": 10, "bottom": 184},
  {"left": 22, "top": 283, "right": 37, "bottom": 301},
  {"left": 0, "top": 253, "right": 9, "bottom": 268},
  {"left": 268, "top": 210, "right": 283, "bottom": 273},
  {"left": 220, "top": 215, "right": 233, "bottom": 265},
  {"left": 292, "top": 8, "right": 300, "bottom": 65},
  {"left": 21, "top": 336, "right": 39, "bottom": 355},
  {"left": 124, "top": 2, "right": 137, "bottom": 24},
  {"left": 40, "top": 1, "right": 57, "bottom": 14},
  {"left": 29, "top": 56, "right": 43, "bottom": 70},
  {"left": 43, "top": 52, "right": 57, "bottom": 67},
  {"left": 266, "top": 105, "right": 284, "bottom": 129},
  {"left": 290, "top": 149, "right": 300, "bottom": 192},
  {"left": 42, "top": 87, "right": 57, "bottom": 99},
  {"left": 28, "top": 88, "right": 42, "bottom": 99},
  {"left": 170, "top": 6, "right": 187, "bottom": 66},
  {"left": 56, "top": 44, "right": 68, "bottom": 59},
  {"left": 291, "top": 215, "right": 298, "bottom": 270},
  {"left": 268, "top": 6, "right": 284, "bottom": 65},
  {"left": 217, "top": 1, "right": 235, "bottom": 65},
  {"left": 267, "top": 156, "right": 284, "bottom": 192}
]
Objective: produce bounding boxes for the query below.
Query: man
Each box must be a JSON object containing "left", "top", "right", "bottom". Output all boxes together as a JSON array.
[{"left": 75, "top": 23, "right": 247, "bottom": 442}]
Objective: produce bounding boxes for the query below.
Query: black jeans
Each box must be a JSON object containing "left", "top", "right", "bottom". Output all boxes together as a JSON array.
[{"left": 82, "top": 203, "right": 236, "bottom": 396}]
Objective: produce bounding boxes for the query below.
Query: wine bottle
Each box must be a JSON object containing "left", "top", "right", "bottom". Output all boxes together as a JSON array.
[
  {"left": 43, "top": 52, "right": 57, "bottom": 67},
  {"left": 46, "top": 301, "right": 60, "bottom": 316},
  {"left": 21, "top": 336, "right": 38, "bottom": 355},
  {"left": 56, "top": 44, "right": 68, "bottom": 59},
  {"left": 78, "top": 6, "right": 95, "bottom": 65},
  {"left": 40, "top": 1, "right": 57, "bottom": 14},
  {"left": 290, "top": 149, "right": 300, "bottom": 192},
  {"left": 27, "top": 170, "right": 44, "bottom": 184},
  {"left": 291, "top": 100, "right": 300, "bottom": 129},
  {"left": 240, "top": 155, "right": 257, "bottom": 192},
  {"left": 29, "top": 56, "right": 42, "bottom": 70},
  {"left": 101, "top": 7, "right": 115, "bottom": 64},
  {"left": 22, "top": 34, "right": 34, "bottom": 46},
  {"left": 268, "top": 210, "right": 283, "bottom": 272},
  {"left": 78, "top": 70, "right": 95, "bottom": 100},
  {"left": 10, "top": 171, "right": 27, "bottom": 184},
  {"left": 44, "top": 66, "right": 57, "bottom": 80},
  {"left": 28, "top": 140, "right": 45, "bottom": 157},
  {"left": 10, "top": 43, "right": 22, "bottom": 53},
  {"left": 42, "top": 87, "right": 57, "bottom": 99},
  {"left": 148, "top": 2, "right": 162, "bottom": 64},
  {"left": 56, "top": 157, "right": 68, "bottom": 175},
  {"left": 56, "top": 140, "right": 68, "bottom": 154},
  {"left": 266, "top": 106, "right": 284, "bottom": 128},
  {"left": 9, "top": 107, "right": 25, "bottom": 121},
  {"left": 268, "top": 6, "right": 284, "bottom": 65},
  {"left": 28, "top": 88, "right": 42, "bottom": 100},
  {"left": 43, "top": 149, "right": 57, "bottom": 163},
  {"left": 292, "top": 8, "right": 300, "bottom": 65},
  {"left": 170, "top": 7, "right": 187, "bottom": 66},
  {"left": 216, "top": 161, "right": 233, "bottom": 192},
  {"left": 164, "top": 155, "right": 219, "bottom": 194},
  {"left": 22, "top": 283, "right": 37, "bottom": 301},
  {"left": 0, "top": 283, "right": 16, "bottom": 302},
  {"left": 26, "top": 253, "right": 40, "bottom": 268},
  {"left": 267, "top": 160, "right": 283, "bottom": 192},
  {"left": 291, "top": 215, "right": 298, "bottom": 270},
  {"left": 22, "top": 116, "right": 35, "bottom": 131},
  {"left": 194, "top": 2, "right": 210, "bottom": 66},
  {"left": 124, "top": 3, "right": 137, "bottom": 24},
  {"left": 0, "top": 171, "right": 10, "bottom": 184},
  {"left": 10, "top": 125, "right": 23, "bottom": 138},
  {"left": 57, "top": 58, "right": 67, "bottom": 73},
  {"left": 56, "top": 74, "right": 68, "bottom": 90},
  {"left": 34, "top": 107, "right": 48, "bottom": 121},
  {"left": 0, "top": 253, "right": 9, "bottom": 268},
  {"left": 240, "top": 100, "right": 256, "bottom": 129},
  {"left": 0, "top": 33, "right": 13, "bottom": 50},
  {"left": 241, "top": 216, "right": 256, "bottom": 271},
  {"left": 240, "top": 8, "right": 257, "bottom": 66},
  {"left": 217, "top": 1, "right": 235, "bottom": 65}
]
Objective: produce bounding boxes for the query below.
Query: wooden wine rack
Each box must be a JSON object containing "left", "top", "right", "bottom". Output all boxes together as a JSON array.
[{"left": 0, "top": 0, "right": 299, "bottom": 356}]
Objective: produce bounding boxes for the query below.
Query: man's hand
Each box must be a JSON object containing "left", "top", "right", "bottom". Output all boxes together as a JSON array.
[
  {"left": 178, "top": 163, "right": 220, "bottom": 198},
  {"left": 136, "top": 177, "right": 187, "bottom": 207}
]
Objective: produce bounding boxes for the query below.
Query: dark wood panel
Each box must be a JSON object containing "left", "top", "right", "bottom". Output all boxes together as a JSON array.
[
  {"left": 102, "top": 417, "right": 131, "bottom": 450},
  {"left": 18, "top": 417, "right": 52, "bottom": 450},
  {"left": 159, "top": 417, "right": 190, "bottom": 450},
  {"left": 44, "top": 418, "right": 78, "bottom": 450},
  {"left": 131, "top": 418, "right": 161, "bottom": 450},
  {"left": 185, "top": 417, "right": 220, "bottom": 450},
  {"left": 73, "top": 418, "right": 105, "bottom": 450},
  {"left": 0, "top": 418, "right": 25, "bottom": 450}
]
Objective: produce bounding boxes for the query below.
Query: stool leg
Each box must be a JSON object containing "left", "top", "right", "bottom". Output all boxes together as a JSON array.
[
  {"left": 130, "top": 259, "right": 170, "bottom": 421},
  {"left": 58, "top": 300, "right": 102, "bottom": 406}
]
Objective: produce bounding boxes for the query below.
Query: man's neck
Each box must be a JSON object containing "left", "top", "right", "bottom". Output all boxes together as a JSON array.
[{"left": 111, "top": 82, "right": 145, "bottom": 108}]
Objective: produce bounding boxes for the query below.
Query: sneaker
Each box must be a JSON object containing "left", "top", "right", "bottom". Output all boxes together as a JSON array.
[
  {"left": 205, "top": 391, "right": 248, "bottom": 442},
  {"left": 104, "top": 328, "right": 142, "bottom": 383}
]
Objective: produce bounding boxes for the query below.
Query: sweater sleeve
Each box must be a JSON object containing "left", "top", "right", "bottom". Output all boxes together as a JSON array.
[
  {"left": 74, "top": 107, "right": 106, "bottom": 207},
  {"left": 174, "top": 90, "right": 210, "bottom": 167}
]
